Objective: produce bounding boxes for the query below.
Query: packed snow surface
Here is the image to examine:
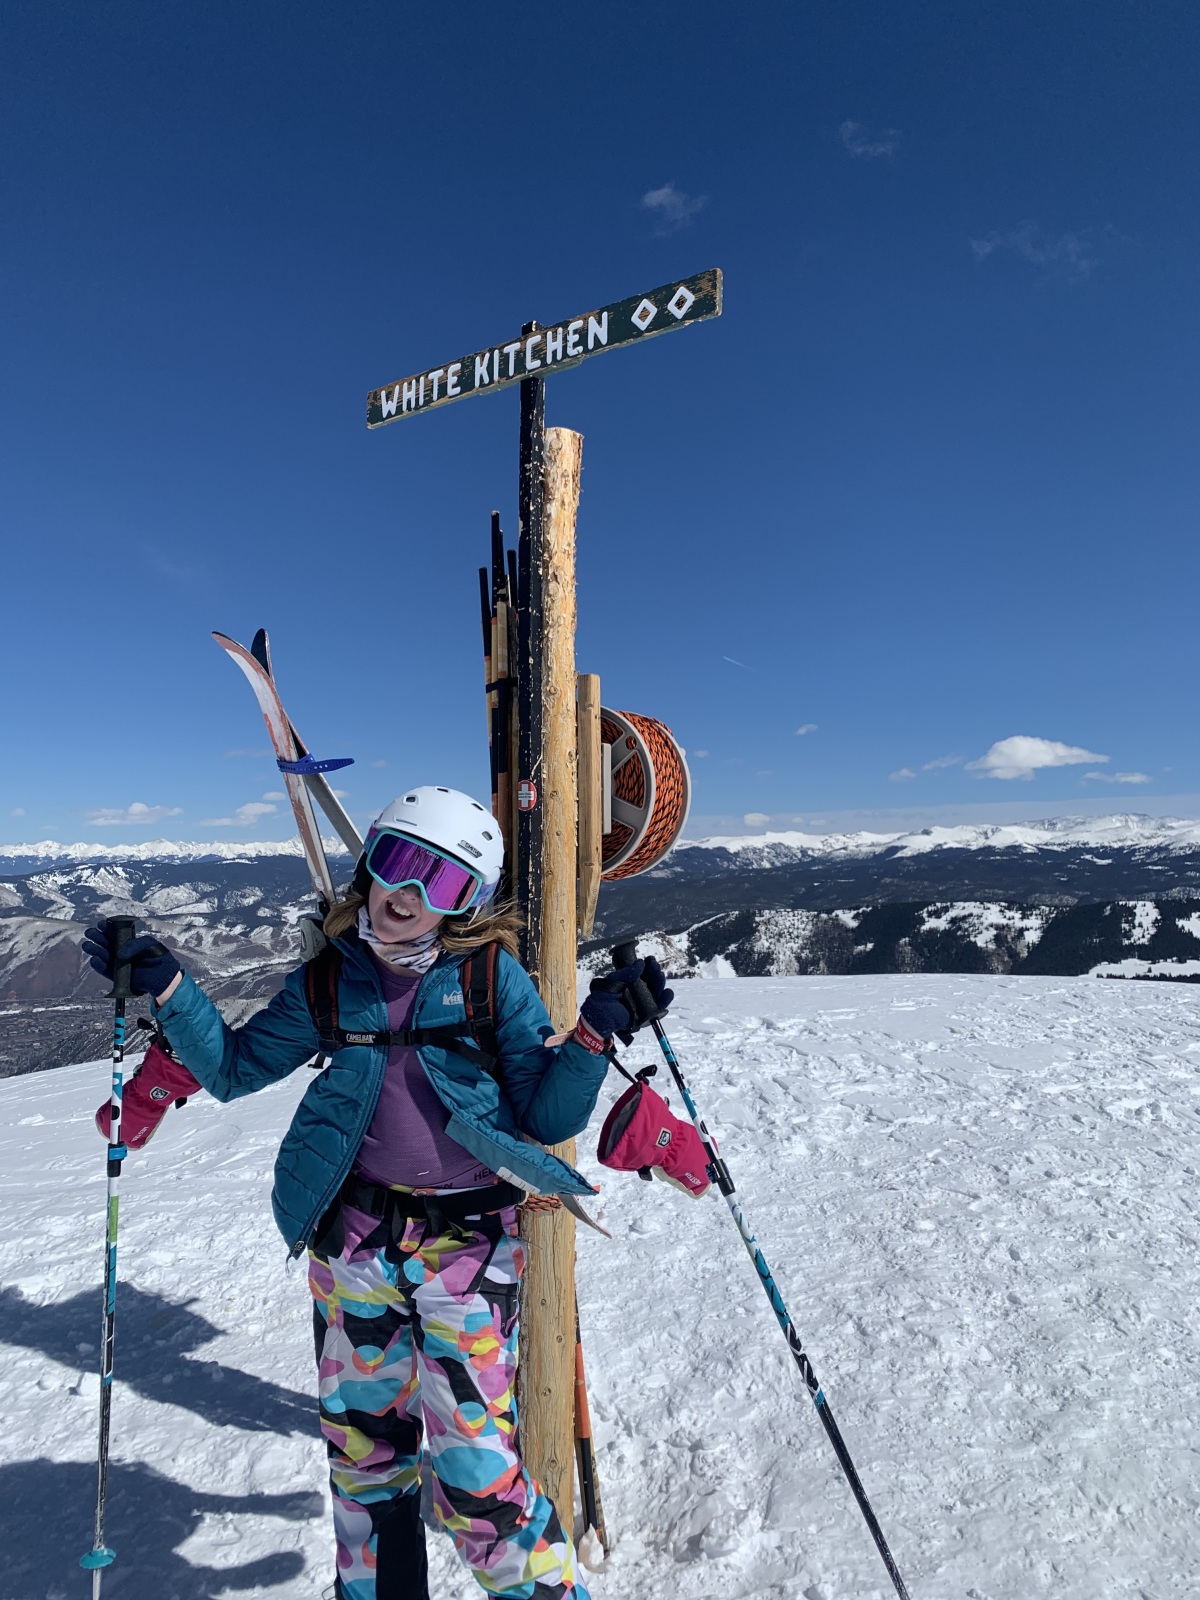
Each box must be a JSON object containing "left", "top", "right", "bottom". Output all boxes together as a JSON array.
[{"left": 2, "top": 975, "right": 1198, "bottom": 1598}]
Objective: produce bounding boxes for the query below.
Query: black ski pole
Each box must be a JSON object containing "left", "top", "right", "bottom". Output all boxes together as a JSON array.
[
  {"left": 81, "top": 915, "right": 137, "bottom": 1595},
  {"left": 610, "top": 940, "right": 913, "bottom": 1600}
]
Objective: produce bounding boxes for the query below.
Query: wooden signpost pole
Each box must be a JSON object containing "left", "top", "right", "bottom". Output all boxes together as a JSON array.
[
  {"left": 367, "top": 267, "right": 722, "bottom": 1548},
  {"left": 518, "top": 425, "right": 584, "bottom": 1533},
  {"left": 537, "top": 427, "right": 583, "bottom": 1028}
]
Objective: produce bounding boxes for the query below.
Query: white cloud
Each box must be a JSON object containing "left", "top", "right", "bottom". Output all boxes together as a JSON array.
[
  {"left": 1083, "top": 770, "right": 1152, "bottom": 785},
  {"left": 202, "top": 800, "right": 280, "bottom": 827},
  {"left": 743, "top": 812, "right": 771, "bottom": 826},
  {"left": 261, "top": 790, "right": 285, "bottom": 801},
  {"left": 370, "top": 760, "right": 388, "bottom": 768},
  {"left": 222, "top": 747, "right": 271, "bottom": 759},
  {"left": 723, "top": 655, "right": 752, "bottom": 670},
  {"left": 966, "top": 736, "right": 1108, "bottom": 782},
  {"left": 693, "top": 749, "right": 710, "bottom": 758},
  {"left": 840, "top": 120, "right": 899, "bottom": 159},
  {"left": 87, "top": 801, "right": 184, "bottom": 827},
  {"left": 795, "top": 723, "right": 817, "bottom": 736},
  {"left": 10, "top": 807, "right": 24, "bottom": 817},
  {"left": 970, "top": 222, "right": 1096, "bottom": 283},
  {"left": 238, "top": 801, "right": 278, "bottom": 821},
  {"left": 641, "top": 182, "right": 707, "bottom": 234},
  {"left": 890, "top": 755, "right": 962, "bottom": 781},
  {"left": 331, "top": 788, "right": 350, "bottom": 799}
]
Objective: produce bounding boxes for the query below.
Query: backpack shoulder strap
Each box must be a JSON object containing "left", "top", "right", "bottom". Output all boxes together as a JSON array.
[
  {"left": 302, "top": 941, "right": 505, "bottom": 1078},
  {"left": 304, "top": 943, "right": 343, "bottom": 1058},
  {"left": 461, "top": 942, "right": 501, "bottom": 1085}
]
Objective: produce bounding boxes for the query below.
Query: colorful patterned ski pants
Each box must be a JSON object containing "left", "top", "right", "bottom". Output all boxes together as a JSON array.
[{"left": 308, "top": 1203, "right": 589, "bottom": 1600}]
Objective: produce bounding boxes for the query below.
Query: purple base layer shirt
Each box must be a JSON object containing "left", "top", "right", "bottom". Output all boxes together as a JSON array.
[{"left": 353, "top": 963, "right": 497, "bottom": 1193}]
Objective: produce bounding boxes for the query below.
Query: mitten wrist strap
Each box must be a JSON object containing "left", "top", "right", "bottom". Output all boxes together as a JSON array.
[{"left": 573, "top": 1015, "right": 608, "bottom": 1055}]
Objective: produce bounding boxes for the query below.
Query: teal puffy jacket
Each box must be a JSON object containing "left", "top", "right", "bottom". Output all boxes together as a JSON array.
[{"left": 154, "top": 934, "right": 607, "bottom": 1256}]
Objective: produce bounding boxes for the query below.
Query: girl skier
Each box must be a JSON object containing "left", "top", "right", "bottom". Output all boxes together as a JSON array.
[{"left": 85, "top": 785, "right": 671, "bottom": 1600}]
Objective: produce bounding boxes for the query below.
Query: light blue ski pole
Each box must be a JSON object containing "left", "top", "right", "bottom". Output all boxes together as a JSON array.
[
  {"left": 610, "top": 941, "right": 913, "bottom": 1600},
  {"left": 81, "top": 915, "right": 136, "bottom": 1596}
]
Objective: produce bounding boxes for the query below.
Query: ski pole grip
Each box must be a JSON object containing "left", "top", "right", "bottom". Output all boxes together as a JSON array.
[
  {"left": 609, "top": 937, "right": 667, "bottom": 1028},
  {"left": 107, "top": 916, "right": 137, "bottom": 1001}
]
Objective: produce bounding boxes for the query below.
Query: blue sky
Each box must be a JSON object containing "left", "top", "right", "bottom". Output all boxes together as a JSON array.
[{"left": 3, "top": 1, "right": 1199, "bottom": 843}]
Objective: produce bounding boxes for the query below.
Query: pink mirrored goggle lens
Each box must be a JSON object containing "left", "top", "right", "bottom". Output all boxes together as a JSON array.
[{"left": 365, "top": 830, "right": 489, "bottom": 914}]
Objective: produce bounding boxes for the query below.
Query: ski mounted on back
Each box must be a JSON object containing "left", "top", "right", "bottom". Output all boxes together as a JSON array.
[{"left": 213, "top": 629, "right": 362, "bottom": 918}]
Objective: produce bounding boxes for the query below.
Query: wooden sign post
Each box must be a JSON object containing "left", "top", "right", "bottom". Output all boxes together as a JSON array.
[
  {"left": 367, "top": 269, "right": 722, "bottom": 1539},
  {"left": 517, "top": 425, "right": 583, "bottom": 1524}
]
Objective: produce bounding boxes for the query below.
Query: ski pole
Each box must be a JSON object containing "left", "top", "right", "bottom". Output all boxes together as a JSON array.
[
  {"left": 573, "top": 1300, "right": 610, "bottom": 1568},
  {"left": 81, "top": 915, "right": 137, "bottom": 1595},
  {"left": 609, "top": 941, "right": 913, "bottom": 1600}
]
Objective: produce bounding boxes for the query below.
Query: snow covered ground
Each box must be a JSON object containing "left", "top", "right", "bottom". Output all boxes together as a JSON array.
[{"left": 2, "top": 975, "right": 1198, "bottom": 1599}]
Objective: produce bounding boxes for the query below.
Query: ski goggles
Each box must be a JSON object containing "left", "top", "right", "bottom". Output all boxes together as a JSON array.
[{"left": 363, "top": 828, "right": 495, "bottom": 915}]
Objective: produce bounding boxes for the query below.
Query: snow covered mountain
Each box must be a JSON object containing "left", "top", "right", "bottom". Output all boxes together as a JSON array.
[
  {"left": 7, "top": 814, "right": 1200, "bottom": 1075},
  {"left": 0, "top": 857, "right": 329, "bottom": 1075},
  {"left": 4, "top": 812, "right": 1198, "bottom": 877},
  {"left": 3, "top": 974, "right": 1195, "bottom": 1597},
  {"left": 0, "top": 838, "right": 352, "bottom": 873},
  {"left": 598, "top": 812, "right": 1200, "bottom": 937},
  {"left": 681, "top": 812, "right": 1200, "bottom": 859},
  {"left": 583, "top": 899, "right": 1200, "bottom": 982}
]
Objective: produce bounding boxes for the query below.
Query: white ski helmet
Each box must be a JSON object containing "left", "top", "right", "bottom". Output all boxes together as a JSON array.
[{"left": 360, "top": 786, "right": 504, "bottom": 911}]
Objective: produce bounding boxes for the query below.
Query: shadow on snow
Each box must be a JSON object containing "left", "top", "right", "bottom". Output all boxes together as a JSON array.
[
  {"left": 0, "top": 1457, "right": 321, "bottom": 1598},
  {"left": 0, "top": 1281, "right": 315, "bottom": 1436}
]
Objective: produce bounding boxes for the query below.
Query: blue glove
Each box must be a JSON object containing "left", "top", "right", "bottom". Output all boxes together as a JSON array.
[
  {"left": 580, "top": 956, "right": 674, "bottom": 1046},
  {"left": 83, "top": 923, "right": 182, "bottom": 1000},
  {"left": 637, "top": 955, "right": 673, "bottom": 1014}
]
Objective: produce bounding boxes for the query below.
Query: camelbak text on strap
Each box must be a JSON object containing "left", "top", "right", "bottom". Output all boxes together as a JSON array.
[{"left": 303, "top": 941, "right": 502, "bottom": 1085}]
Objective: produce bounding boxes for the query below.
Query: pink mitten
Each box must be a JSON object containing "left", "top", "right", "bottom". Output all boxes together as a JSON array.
[
  {"left": 95, "top": 1040, "right": 202, "bottom": 1150},
  {"left": 597, "top": 1080, "right": 711, "bottom": 1198}
]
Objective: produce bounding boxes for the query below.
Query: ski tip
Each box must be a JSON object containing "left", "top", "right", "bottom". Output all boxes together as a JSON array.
[
  {"left": 80, "top": 1547, "right": 116, "bottom": 1569},
  {"left": 561, "top": 1194, "right": 613, "bottom": 1239},
  {"left": 250, "top": 627, "right": 272, "bottom": 674}
]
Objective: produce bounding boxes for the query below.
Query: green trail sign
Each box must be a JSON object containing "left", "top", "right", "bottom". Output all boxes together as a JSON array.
[{"left": 366, "top": 267, "right": 722, "bottom": 428}]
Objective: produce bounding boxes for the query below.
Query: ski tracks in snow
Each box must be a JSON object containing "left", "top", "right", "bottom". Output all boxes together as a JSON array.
[
  {"left": 0, "top": 975, "right": 1198, "bottom": 1596},
  {"left": 577, "top": 977, "right": 1200, "bottom": 1598}
]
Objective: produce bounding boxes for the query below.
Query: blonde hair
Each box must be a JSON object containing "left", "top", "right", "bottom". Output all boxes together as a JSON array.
[{"left": 322, "top": 889, "right": 524, "bottom": 961}]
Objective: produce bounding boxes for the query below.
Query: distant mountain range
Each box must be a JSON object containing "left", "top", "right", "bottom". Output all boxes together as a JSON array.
[
  {"left": 0, "top": 837, "right": 352, "bottom": 872},
  {"left": 5, "top": 813, "right": 1200, "bottom": 1075},
  {"left": 591, "top": 813, "right": 1200, "bottom": 940},
  {"left": 6, "top": 812, "right": 1200, "bottom": 877}
]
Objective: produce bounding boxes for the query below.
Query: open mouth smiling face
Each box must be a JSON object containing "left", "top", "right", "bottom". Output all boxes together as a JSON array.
[{"left": 367, "top": 881, "right": 444, "bottom": 943}]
